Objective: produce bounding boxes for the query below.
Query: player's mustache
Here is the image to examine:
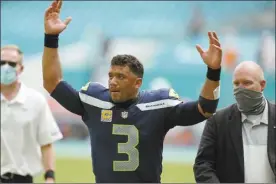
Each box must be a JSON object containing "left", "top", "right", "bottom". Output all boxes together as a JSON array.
[{"left": 109, "top": 88, "right": 120, "bottom": 92}]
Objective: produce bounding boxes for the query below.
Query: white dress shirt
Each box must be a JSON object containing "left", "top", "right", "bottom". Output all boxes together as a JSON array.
[
  {"left": 1, "top": 83, "right": 63, "bottom": 176},
  {"left": 241, "top": 101, "right": 275, "bottom": 183}
]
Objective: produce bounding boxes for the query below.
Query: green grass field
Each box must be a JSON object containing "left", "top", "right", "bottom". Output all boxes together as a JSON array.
[{"left": 35, "top": 158, "right": 195, "bottom": 183}]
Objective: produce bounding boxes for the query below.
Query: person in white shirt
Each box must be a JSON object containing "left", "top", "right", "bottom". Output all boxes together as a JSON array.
[{"left": 1, "top": 45, "right": 63, "bottom": 183}]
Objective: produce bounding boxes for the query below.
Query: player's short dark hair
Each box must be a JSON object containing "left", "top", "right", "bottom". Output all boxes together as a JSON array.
[{"left": 111, "top": 54, "right": 144, "bottom": 78}]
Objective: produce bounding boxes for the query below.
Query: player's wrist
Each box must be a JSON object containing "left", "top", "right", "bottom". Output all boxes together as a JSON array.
[
  {"left": 206, "top": 67, "right": 221, "bottom": 81},
  {"left": 44, "top": 169, "right": 55, "bottom": 181},
  {"left": 44, "top": 34, "right": 59, "bottom": 48}
]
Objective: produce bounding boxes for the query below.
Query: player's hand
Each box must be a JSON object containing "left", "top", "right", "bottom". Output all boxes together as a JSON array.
[
  {"left": 44, "top": 0, "right": 72, "bottom": 35},
  {"left": 196, "top": 31, "right": 222, "bottom": 70}
]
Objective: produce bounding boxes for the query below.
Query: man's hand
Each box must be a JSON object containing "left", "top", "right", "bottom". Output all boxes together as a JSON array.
[
  {"left": 196, "top": 32, "right": 222, "bottom": 70},
  {"left": 44, "top": 0, "right": 72, "bottom": 35}
]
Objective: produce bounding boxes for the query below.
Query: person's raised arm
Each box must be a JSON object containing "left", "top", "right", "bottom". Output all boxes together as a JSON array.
[
  {"left": 42, "top": 0, "right": 71, "bottom": 93},
  {"left": 165, "top": 32, "right": 222, "bottom": 128},
  {"left": 196, "top": 32, "right": 222, "bottom": 118},
  {"left": 42, "top": 0, "right": 85, "bottom": 116}
]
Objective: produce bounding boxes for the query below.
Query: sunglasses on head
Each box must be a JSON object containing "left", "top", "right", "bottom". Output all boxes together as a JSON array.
[{"left": 0, "top": 60, "right": 18, "bottom": 68}]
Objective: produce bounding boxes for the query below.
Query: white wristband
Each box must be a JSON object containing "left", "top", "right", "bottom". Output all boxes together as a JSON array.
[{"left": 213, "top": 86, "right": 220, "bottom": 100}]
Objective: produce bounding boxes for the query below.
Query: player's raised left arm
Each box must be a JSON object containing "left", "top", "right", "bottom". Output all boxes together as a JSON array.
[
  {"left": 165, "top": 32, "right": 222, "bottom": 128},
  {"left": 196, "top": 31, "right": 222, "bottom": 118}
]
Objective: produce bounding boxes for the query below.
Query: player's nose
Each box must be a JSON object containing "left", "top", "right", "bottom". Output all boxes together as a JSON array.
[
  {"left": 109, "top": 82, "right": 119, "bottom": 90},
  {"left": 109, "top": 77, "right": 119, "bottom": 86}
]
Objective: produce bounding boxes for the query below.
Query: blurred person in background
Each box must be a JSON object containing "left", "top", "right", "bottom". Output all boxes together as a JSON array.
[
  {"left": 42, "top": 0, "right": 222, "bottom": 182},
  {"left": 186, "top": 6, "right": 205, "bottom": 40},
  {"left": 92, "top": 36, "right": 112, "bottom": 87},
  {"left": 256, "top": 30, "right": 275, "bottom": 75},
  {"left": 222, "top": 28, "right": 239, "bottom": 72},
  {"left": 1, "top": 45, "right": 63, "bottom": 183},
  {"left": 194, "top": 61, "right": 275, "bottom": 183}
]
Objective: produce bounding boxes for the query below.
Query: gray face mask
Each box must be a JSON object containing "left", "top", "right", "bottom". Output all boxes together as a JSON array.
[{"left": 234, "top": 87, "right": 266, "bottom": 115}]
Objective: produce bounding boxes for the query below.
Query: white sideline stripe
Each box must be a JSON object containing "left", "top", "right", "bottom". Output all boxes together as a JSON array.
[
  {"left": 136, "top": 99, "right": 181, "bottom": 111},
  {"left": 79, "top": 92, "right": 114, "bottom": 109}
]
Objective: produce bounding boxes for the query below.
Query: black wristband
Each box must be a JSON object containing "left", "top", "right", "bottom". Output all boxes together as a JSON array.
[
  {"left": 44, "top": 170, "right": 55, "bottom": 180},
  {"left": 206, "top": 67, "right": 221, "bottom": 81},
  {"left": 44, "top": 34, "right": 59, "bottom": 48},
  {"left": 199, "top": 96, "right": 219, "bottom": 113}
]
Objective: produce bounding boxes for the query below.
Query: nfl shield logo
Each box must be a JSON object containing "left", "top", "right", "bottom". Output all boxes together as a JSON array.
[{"left": 121, "top": 111, "right": 128, "bottom": 119}]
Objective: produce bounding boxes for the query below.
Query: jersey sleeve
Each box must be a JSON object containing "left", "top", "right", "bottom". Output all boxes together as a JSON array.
[
  {"left": 164, "top": 88, "right": 206, "bottom": 129},
  {"left": 50, "top": 80, "right": 85, "bottom": 116}
]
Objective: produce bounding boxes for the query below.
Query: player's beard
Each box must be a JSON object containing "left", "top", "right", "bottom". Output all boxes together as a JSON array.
[{"left": 110, "top": 91, "right": 122, "bottom": 102}]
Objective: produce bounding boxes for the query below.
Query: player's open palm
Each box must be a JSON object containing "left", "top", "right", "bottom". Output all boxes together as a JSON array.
[
  {"left": 44, "top": 0, "right": 72, "bottom": 35},
  {"left": 196, "top": 32, "right": 222, "bottom": 70}
]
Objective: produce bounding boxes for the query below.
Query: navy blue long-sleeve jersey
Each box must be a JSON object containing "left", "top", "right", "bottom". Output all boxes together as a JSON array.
[{"left": 51, "top": 81, "right": 206, "bottom": 183}]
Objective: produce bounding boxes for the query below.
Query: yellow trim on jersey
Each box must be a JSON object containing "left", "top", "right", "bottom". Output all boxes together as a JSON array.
[
  {"left": 169, "top": 88, "right": 180, "bottom": 99},
  {"left": 81, "top": 81, "right": 91, "bottom": 91}
]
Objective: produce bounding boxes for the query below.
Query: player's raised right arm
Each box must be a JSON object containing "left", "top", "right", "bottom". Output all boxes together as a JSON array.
[
  {"left": 42, "top": 0, "right": 86, "bottom": 116},
  {"left": 43, "top": 0, "right": 71, "bottom": 92}
]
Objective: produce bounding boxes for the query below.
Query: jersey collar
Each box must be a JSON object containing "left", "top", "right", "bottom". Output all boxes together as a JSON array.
[{"left": 112, "top": 92, "right": 141, "bottom": 109}]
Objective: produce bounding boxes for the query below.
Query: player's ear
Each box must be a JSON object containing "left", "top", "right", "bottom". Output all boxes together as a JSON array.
[{"left": 135, "top": 78, "right": 142, "bottom": 89}]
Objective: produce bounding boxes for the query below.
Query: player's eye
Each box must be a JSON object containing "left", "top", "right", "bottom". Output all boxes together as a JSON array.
[{"left": 118, "top": 74, "right": 124, "bottom": 80}]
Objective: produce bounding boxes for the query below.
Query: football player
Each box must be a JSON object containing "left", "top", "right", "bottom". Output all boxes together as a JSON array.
[{"left": 42, "top": 0, "right": 222, "bottom": 182}]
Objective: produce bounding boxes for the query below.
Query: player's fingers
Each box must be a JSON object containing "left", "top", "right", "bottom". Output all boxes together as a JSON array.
[
  {"left": 211, "top": 36, "right": 220, "bottom": 47},
  {"left": 63, "top": 16, "right": 72, "bottom": 26},
  {"left": 57, "top": 0, "right": 62, "bottom": 11},
  {"left": 208, "top": 31, "right": 218, "bottom": 45},
  {"left": 209, "top": 32, "right": 220, "bottom": 47},
  {"left": 211, "top": 32, "right": 220, "bottom": 47},
  {"left": 196, "top": 44, "right": 204, "bottom": 55},
  {"left": 52, "top": 0, "right": 59, "bottom": 12},
  {"left": 44, "top": 6, "right": 53, "bottom": 20},
  {"left": 210, "top": 44, "right": 222, "bottom": 53},
  {"left": 52, "top": 0, "right": 58, "bottom": 8},
  {"left": 208, "top": 32, "right": 212, "bottom": 45},
  {"left": 213, "top": 31, "right": 219, "bottom": 41}
]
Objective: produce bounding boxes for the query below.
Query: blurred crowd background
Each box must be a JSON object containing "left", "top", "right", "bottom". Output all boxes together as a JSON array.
[{"left": 1, "top": 1, "right": 275, "bottom": 182}]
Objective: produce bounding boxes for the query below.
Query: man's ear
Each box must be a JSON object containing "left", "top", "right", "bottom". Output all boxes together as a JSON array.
[
  {"left": 18, "top": 64, "right": 24, "bottom": 75},
  {"left": 135, "top": 78, "right": 142, "bottom": 89},
  {"left": 260, "top": 80, "right": 266, "bottom": 92}
]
